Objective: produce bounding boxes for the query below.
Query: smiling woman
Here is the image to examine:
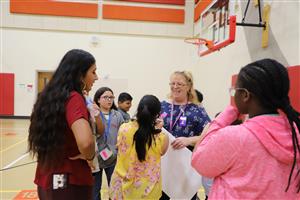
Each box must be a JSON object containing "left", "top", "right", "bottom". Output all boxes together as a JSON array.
[{"left": 160, "top": 70, "right": 211, "bottom": 200}]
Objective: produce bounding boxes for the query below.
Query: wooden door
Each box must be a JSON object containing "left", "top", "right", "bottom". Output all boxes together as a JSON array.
[{"left": 38, "top": 72, "right": 53, "bottom": 93}]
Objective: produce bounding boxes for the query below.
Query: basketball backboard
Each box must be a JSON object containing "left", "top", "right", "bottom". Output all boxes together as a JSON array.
[{"left": 195, "top": 0, "right": 236, "bottom": 56}]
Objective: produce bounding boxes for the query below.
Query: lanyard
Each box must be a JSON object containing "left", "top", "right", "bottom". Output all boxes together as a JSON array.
[
  {"left": 169, "top": 103, "right": 186, "bottom": 132},
  {"left": 100, "top": 111, "right": 112, "bottom": 139}
]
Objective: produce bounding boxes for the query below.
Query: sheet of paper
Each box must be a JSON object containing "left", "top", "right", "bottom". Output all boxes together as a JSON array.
[{"left": 161, "top": 128, "right": 203, "bottom": 199}]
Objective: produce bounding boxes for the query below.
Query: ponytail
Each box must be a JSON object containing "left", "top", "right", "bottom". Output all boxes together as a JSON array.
[{"left": 133, "top": 95, "right": 161, "bottom": 162}]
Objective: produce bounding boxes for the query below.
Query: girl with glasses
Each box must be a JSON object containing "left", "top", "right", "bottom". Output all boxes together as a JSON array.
[
  {"left": 192, "top": 59, "right": 300, "bottom": 199},
  {"left": 92, "top": 87, "right": 124, "bottom": 200}
]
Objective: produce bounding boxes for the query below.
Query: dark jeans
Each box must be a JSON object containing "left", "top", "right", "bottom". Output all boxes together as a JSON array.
[
  {"left": 38, "top": 185, "right": 92, "bottom": 200},
  {"left": 160, "top": 191, "right": 198, "bottom": 200},
  {"left": 92, "top": 165, "right": 115, "bottom": 200}
]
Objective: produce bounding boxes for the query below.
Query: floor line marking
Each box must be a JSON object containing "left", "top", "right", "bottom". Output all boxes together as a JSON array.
[
  {"left": 0, "top": 190, "right": 21, "bottom": 193},
  {"left": 0, "top": 138, "right": 27, "bottom": 153},
  {"left": 1, "top": 153, "right": 29, "bottom": 171}
]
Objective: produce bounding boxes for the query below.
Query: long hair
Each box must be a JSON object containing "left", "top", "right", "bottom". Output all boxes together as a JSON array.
[
  {"left": 28, "top": 49, "right": 95, "bottom": 168},
  {"left": 238, "top": 58, "right": 300, "bottom": 192},
  {"left": 133, "top": 95, "right": 161, "bottom": 162},
  {"left": 93, "top": 87, "right": 117, "bottom": 110}
]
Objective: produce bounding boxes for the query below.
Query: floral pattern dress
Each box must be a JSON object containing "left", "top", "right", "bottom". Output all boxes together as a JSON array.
[
  {"left": 161, "top": 100, "right": 210, "bottom": 138},
  {"left": 109, "top": 121, "right": 166, "bottom": 200}
]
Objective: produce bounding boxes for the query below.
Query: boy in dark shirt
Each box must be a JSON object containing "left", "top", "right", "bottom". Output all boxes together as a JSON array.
[{"left": 117, "top": 92, "right": 133, "bottom": 122}]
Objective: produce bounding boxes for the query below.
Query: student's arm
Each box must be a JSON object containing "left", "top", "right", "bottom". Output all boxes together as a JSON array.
[
  {"left": 95, "top": 115, "right": 105, "bottom": 135},
  {"left": 71, "top": 118, "right": 95, "bottom": 160},
  {"left": 66, "top": 92, "right": 95, "bottom": 161},
  {"left": 191, "top": 106, "right": 241, "bottom": 178},
  {"left": 191, "top": 123, "right": 211, "bottom": 146}
]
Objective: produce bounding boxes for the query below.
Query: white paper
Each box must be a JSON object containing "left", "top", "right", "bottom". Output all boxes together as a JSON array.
[{"left": 161, "top": 128, "right": 203, "bottom": 199}]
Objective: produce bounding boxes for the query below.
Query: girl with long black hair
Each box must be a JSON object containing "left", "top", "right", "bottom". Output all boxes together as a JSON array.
[
  {"left": 109, "top": 95, "right": 169, "bottom": 199},
  {"left": 28, "top": 49, "right": 103, "bottom": 199}
]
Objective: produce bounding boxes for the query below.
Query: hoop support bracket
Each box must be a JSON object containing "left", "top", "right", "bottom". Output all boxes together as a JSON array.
[{"left": 236, "top": 22, "right": 266, "bottom": 29}]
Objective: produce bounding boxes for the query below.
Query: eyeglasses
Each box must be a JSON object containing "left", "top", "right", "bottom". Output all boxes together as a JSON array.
[
  {"left": 229, "top": 87, "right": 249, "bottom": 97},
  {"left": 101, "top": 96, "right": 115, "bottom": 101},
  {"left": 169, "top": 82, "right": 187, "bottom": 87}
]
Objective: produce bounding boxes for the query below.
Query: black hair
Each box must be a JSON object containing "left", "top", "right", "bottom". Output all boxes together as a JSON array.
[
  {"left": 195, "top": 89, "right": 203, "bottom": 103},
  {"left": 238, "top": 58, "right": 300, "bottom": 192},
  {"left": 93, "top": 87, "right": 118, "bottom": 110},
  {"left": 133, "top": 95, "right": 161, "bottom": 162},
  {"left": 118, "top": 92, "right": 133, "bottom": 103},
  {"left": 28, "top": 49, "right": 95, "bottom": 168}
]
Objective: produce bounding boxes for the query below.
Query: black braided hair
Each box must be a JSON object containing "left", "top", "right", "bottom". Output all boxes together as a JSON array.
[
  {"left": 28, "top": 49, "right": 95, "bottom": 169},
  {"left": 133, "top": 95, "right": 161, "bottom": 162},
  {"left": 238, "top": 58, "right": 300, "bottom": 192}
]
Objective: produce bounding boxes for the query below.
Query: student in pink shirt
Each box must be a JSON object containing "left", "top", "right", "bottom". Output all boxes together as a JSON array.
[{"left": 191, "top": 58, "right": 300, "bottom": 199}]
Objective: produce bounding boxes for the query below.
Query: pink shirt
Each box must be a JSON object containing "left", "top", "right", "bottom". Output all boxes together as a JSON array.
[{"left": 191, "top": 106, "right": 300, "bottom": 199}]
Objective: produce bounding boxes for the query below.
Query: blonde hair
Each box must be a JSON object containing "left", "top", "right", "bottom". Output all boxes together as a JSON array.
[{"left": 168, "top": 71, "right": 200, "bottom": 104}]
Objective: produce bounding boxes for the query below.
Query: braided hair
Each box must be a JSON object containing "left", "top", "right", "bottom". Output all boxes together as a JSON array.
[
  {"left": 133, "top": 95, "right": 161, "bottom": 162},
  {"left": 238, "top": 58, "right": 300, "bottom": 192}
]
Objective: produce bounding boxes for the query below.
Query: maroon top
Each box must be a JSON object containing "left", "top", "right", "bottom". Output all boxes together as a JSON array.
[{"left": 34, "top": 91, "right": 93, "bottom": 189}]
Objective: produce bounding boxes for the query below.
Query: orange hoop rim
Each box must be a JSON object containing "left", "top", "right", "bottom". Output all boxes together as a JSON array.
[{"left": 184, "top": 37, "right": 214, "bottom": 49}]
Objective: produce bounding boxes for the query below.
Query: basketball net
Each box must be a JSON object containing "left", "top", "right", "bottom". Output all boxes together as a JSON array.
[{"left": 184, "top": 38, "right": 214, "bottom": 49}]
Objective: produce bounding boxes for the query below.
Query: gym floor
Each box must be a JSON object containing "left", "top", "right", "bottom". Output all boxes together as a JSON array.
[{"left": 0, "top": 119, "right": 205, "bottom": 200}]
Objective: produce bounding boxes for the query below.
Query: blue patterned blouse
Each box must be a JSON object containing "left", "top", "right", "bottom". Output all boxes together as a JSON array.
[{"left": 160, "top": 101, "right": 211, "bottom": 138}]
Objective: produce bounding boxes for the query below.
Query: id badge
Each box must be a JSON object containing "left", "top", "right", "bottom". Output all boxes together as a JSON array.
[
  {"left": 179, "top": 116, "right": 187, "bottom": 127},
  {"left": 53, "top": 174, "right": 68, "bottom": 190},
  {"left": 99, "top": 147, "right": 113, "bottom": 161}
]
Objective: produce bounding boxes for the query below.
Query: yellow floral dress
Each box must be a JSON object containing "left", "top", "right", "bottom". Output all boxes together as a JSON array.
[{"left": 109, "top": 121, "right": 166, "bottom": 200}]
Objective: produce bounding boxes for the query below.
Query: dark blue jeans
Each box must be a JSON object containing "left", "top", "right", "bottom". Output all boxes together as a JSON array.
[{"left": 92, "top": 165, "right": 115, "bottom": 200}]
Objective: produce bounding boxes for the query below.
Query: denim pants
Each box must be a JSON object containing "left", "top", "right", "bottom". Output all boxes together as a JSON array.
[{"left": 92, "top": 165, "right": 115, "bottom": 200}]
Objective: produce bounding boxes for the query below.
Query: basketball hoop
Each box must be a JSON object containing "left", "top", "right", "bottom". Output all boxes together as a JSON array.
[{"left": 184, "top": 38, "right": 214, "bottom": 49}]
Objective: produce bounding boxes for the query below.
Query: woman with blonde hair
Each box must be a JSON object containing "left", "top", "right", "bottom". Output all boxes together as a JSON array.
[{"left": 160, "top": 70, "right": 211, "bottom": 200}]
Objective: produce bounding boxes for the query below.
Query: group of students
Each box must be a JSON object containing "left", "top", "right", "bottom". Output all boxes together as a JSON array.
[{"left": 28, "top": 49, "right": 300, "bottom": 200}]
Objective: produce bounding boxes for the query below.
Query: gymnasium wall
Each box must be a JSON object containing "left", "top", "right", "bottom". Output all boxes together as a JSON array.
[
  {"left": 1, "top": 28, "right": 197, "bottom": 116},
  {"left": 192, "top": 0, "right": 299, "bottom": 117},
  {"left": 0, "top": 0, "right": 299, "bottom": 117}
]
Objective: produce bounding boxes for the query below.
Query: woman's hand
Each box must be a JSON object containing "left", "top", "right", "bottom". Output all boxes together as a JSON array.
[{"left": 171, "top": 137, "right": 191, "bottom": 149}]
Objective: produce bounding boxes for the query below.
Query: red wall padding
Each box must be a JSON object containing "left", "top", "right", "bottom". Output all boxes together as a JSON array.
[
  {"left": 288, "top": 65, "right": 300, "bottom": 111},
  {"left": 230, "top": 65, "right": 300, "bottom": 112},
  {"left": 0, "top": 73, "right": 14, "bottom": 115}
]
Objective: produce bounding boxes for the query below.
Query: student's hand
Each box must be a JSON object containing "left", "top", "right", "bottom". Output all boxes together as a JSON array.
[
  {"left": 87, "top": 160, "right": 96, "bottom": 170},
  {"left": 155, "top": 118, "right": 164, "bottom": 129},
  {"left": 69, "top": 154, "right": 85, "bottom": 160},
  {"left": 87, "top": 103, "right": 100, "bottom": 121},
  {"left": 69, "top": 154, "right": 96, "bottom": 170},
  {"left": 171, "top": 137, "right": 191, "bottom": 149}
]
